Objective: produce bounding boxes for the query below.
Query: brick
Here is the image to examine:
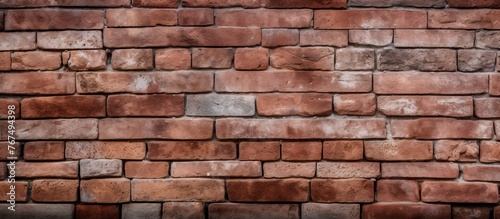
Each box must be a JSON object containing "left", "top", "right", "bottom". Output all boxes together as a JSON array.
[
  {"left": 32, "top": 180, "right": 78, "bottom": 202},
  {"left": 239, "top": 141, "right": 280, "bottom": 161},
  {"left": 315, "top": 10, "right": 426, "bottom": 29},
  {"left": 132, "top": 179, "right": 224, "bottom": 201},
  {"left": 171, "top": 161, "right": 261, "bottom": 177},
  {"left": 107, "top": 94, "right": 184, "bottom": 117},
  {"left": 317, "top": 162, "right": 379, "bottom": 178},
  {"left": 300, "top": 30, "right": 348, "bottom": 47},
  {"left": 421, "top": 181, "right": 498, "bottom": 203},
  {"left": 271, "top": 47, "right": 334, "bottom": 70},
  {"left": 264, "top": 162, "right": 316, "bottom": 178},
  {"left": 216, "top": 71, "right": 372, "bottom": 93},
  {"left": 333, "top": 94, "right": 376, "bottom": 116},
  {"left": 477, "top": 31, "right": 500, "bottom": 48},
  {"left": 122, "top": 203, "right": 161, "bottom": 219},
  {"left": 378, "top": 96, "right": 473, "bottom": 117},
  {"left": 0, "top": 204, "right": 74, "bottom": 219},
  {"left": 362, "top": 203, "right": 451, "bottom": 219},
  {"left": 349, "top": 0, "right": 445, "bottom": 7},
  {"left": 382, "top": 162, "right": 459, "bottom": 179},
  {"left": 335, "top": 48, "right": 374, "bottom": 70},
  {"left": 186, "top": 94, "right": 254, "bottom": 117},
  {"left": 66, "top": 141, "right": 146, "bottom": 160},
  {"left": 163, "top": 202, "right": 204, "bottom": 219},
  {"left": 24, "top": 141, "right": 64, "bottom": 161},
  {"left": 0, "top": 32, "right": 35, "bottom": 51},
  {"left": 182, "top": 0, "right": 263, "bottom": 7},
  {"left": 377, "top": 49, "right": 456, "bottom": 71},
  {"left": 80, "top": 159, "right": 122, "bottom": 178},
  {"left": 480, "top": 141, "right": 500, "bottom": 162},
  {"left": 209, "top": 203, "right": 299, "bottom": 219},
  {"left": 463, "top": 165, "right": 500, "bottom": 182},
  {"left": 0, "top": 0, "right": 130, "bottom": 7},
  {"left": 217, "top": 118, "right": 386, "bottom": 139},
  {"left": 178, "top": 8, "right": 213, "bottom": 26},
  {"left": 216, "top": 9, "right": 312, "bottom": 28},
  {"left": 6, "top": 9, "right": 104, "bottom": 30},
  {"left": 8, "top": 119, "right": 97, "bottom": 140},
  {"left": 104, "top": 27, "right": 260, "bottom": 47},
  {"left": 492, "top": 74, "right": 500, "bottom": 96},
  {"left": 365, "top": 140, "right": 433, "bottom": 161},
  {"left": 76, "top": 205, "right": 119, "bottom": 219},
  {"left": 0, "top": 181, "right": 28, "bottom": 202},
  {"left": 282, "top": 142, "right": 323, "bottom": 161},
  {"left": 0, "top": 163, "right": 5, "bottom": 180},
  {"left": 262, "top": 29, "right": 299, "bottom": 47},
  {"left": 449, "top": 0, "right": 500, "bottom": 7},
  {"left": 395, "top": 30, "right": 474, "bottom": 48},
  {"left": 38, "top": 31, "right": 102, "bottom": 49},
  {"left": 192, "top": 48, "right": 233, "bottom": 69},
  {"left": 16, "top": 161, "right": 78, "bottom": 178},
  {"left": 77, "top": 71, "right": 213, "bottom": 94},
  {"left": 496, "top": 207, "right": 500, "bottom": 219},
  {"left": 0, "top": 98, "right": 19, "bottom": 119},
  {"left": 312, "top": 179, "right": 374, "bottom": 203},
  {"left": 323, "top": 141, "right": 363, "bottom": 161},
  {"left": 234, "top": 48, "right": 269, "bottom": 70},
  {"left": 458, "top": 50, "right": 496, "bottom": 72},
  {"left": 64, "top": 50, "right": 107, "bottom": 71},
  {"left": 435, "top": 140, "right": 479, "bottom": 162},
  {"left": 0, "top": 52, "right": 10, "bottom": 70},
  {"left": 148, "top": 141, "right": 236, "bottom": 160},
  {"left": 0, "top": 142, "right": 20, "bottom": 160},
  {"left": 227, "top": 179, "right": 309, "bottom": 202},
  {"left": 374, "top": 73, "right": 488, "bottom": 94},
  {"left": 349, "top": 30, "right": 392, "bottom": 47},
  {"left": 155, "top": 49, "right": 191, "bottom": 70},
  {"left": 99, "top": 118, "right": 213, "bottom": 140},
  {"left": 377, "top": 180, "right": 419, "bottom": 202},
  {"left": 11, "top": 51, "right": 61, "bottom": 71},
  {"left": 476, "top": 98, "right": 500, "bottom": 118},
  {"left": 81, "top": 178, "right": 130, "bottom": 203},
  {"left": 112, "top": 49, "right": 153, "bottom": 70},
  {"left": 125, "top": 162, "right": 169, "bottom": 178},
  {"left": 107, "top": 9, "right": 176, "bottom": 27},
  {"left": 391, "top": 118, "right": 493, "bottom": 139},
  {"left": 429, "top": 11, "right": 500, "bottom": 29},
  {"left": 133, "top": 0, "right": 178, "bottom": 7},
  {"left": 452, "top": 207, "right": 490, "bottom": 219},
  {"left": 302, "top": 203, "right": 359, "bottom": 219},
  {"left": 256, "top": 93, "right": 332, "bottom": 116},
  {"left": 21, "top": 96, "right": 105, "bottom": 118}
]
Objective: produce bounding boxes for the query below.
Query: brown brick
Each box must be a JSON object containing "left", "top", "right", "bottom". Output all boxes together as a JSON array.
[
  {"left": 0, "top": 181, "right": 28, "bottom": 202},
  {"left": 282, "top": 142, "right": 322, "bottom": 161},
  {"left": 182, "top": 0, "right": 263, "bottom": 7},
  {"left": 163, "top": 202, "right": 205, "bottom": 219},
  {"left": 122, "top": 203, "right": 161, "bottom": 219},
  {"left": 192, "top": 48, "right": 233, "bottom": 69},
  {"left": 257, "top": 93, "right": 332, "bottom": 117},
  {"left": 133, "top": 0, "right": 178, "bottom": 7},
  {"left": 32, "top": 180, "right": 78, "bottom": 202},
  {"left": 477, "top": 31, "right": 500, "bottom": 49},
  {"left": 271, "top": 47, "right": 334, "bottom": 70},
  {"left": 64, "top": 50, "right": 107, "bottom": 71},
  {"left": 452, "top": 207, "right": 490, "bottom": 219},
  {"left": 264, "top": 162, "right": 316, "bottom": 178},
  {"left": 365, "top": 140, "right": 433, "bottom": 161},
  {"left": 422, "top": 181, "right": 498, "bottom": 203},
  {"left": 315, "top": 10, "right": 426, "bottom": 29},
  {"left": 349, "top": 0, "right": 445, "bottom": 7},
  {"left": 0, "top": 162, "right": 6, "bottom": 180},
  {"left": 80, "top": 159, "right": 122, "bottom": 178},
  {"left": 6, "top": 9, "right": 104, "bottom": 30},
  {"left": 216, "top": 9, "right": 311, "bottom": 28},
  {"left": 148, "top": 141, "right": 236, "bottom": 160},
  {"left": 17, "top": 161, "right": 78, "bottom": 178},
  {"left": 349, "top": 30, "right": 393, "bottom": 47},
  {"left": 317, "top": 162, "right": 379, "bottom": 178},
  {"left": 0, "top": 52, "right": 10, "bottom": 70},
  {"left": 262, "top": 29, "right": 299, "bottom": 47},
  {"left": 378, "top": 96, "right": 473, "bottom": 117},
  {"left": 178, "top": 8, "right": 213, "bottom": 26},
  {"left": 0, "top": 204, "right": 73, "bottom": 219},
  {"left": 38, "top": 31, "right": 102, "bottom": 49},
  {"left": 21, "top": 96, "right": 105, "bottom": 118},
  {"left": 429, "top": 10, "right": 500, "bottom": 29},
  {"left": 362, "top": 203, "right": 451, "bottom": 219},
  {"left": 391, "top": 118, "right": 493, "bottom": 139},
  {"left": 112, "top": 49, "right": 153, "bottom": 70},
  {"left": 0, "top": 32, "right": 35, "bottom": 51},
  {"left": 24, "top": 141, "right": 64, "bottom": 161},
  {"left": 0, "top": 143, "right": 20, "bottom": 160},
  {"left": 107, "top": 94, "right": 184, "bottom": 117},
  {"left": 395, "top": 30, "right": 474, "bottom": 48},
  {"left": 239, "top": 141, "right": 280, "bottom": 161},
  {"left": 132, "top": 179, "right": 224, "bottom": 201},
  {"left": 234, "top": 48, "right": 269, "bottom": 70},
  {"left": 312, "top": 179, "right": 374, "bottom": 203},
  {"left": 435, "top": 140, "right": 479, "bottom": 162},
  {"left": 463, "top": 165, "right": 500, "bottom": 182},
  {"left": 171, "top": 161, "right": 261, "bottom": 177},
  {"left": 0, "top": 0, "right": 129, "bottom": 7},
  {"left": 107, "top": 9, "right": 176, "bottom": 27},
  {"left": 323, "top": 141, "right": 363, "bottom": 161},
  {"left": 378, "top": 49, "right": 456, "bottom": 71},
  {"left": 300, "top": 30, "right": 348, "bottom": 47},
  {"left": 66, "top": 141, "right": 146, "bottom": 160},
  {"left": 209, "top": 203, "right": 300, "bottom": 219},
  {"left": 81, "top": 178, "right": 130, "bottom": 203},
  {"left": 333, "top": 93, "right": 376, "bottom": 116},
  {"left": 8, "top": 119, "right": 97, "bottom": 140},
  {"left": 11, "top": 51, "right": 61, "bottom": 71},
  {"left": 0, "top": 98, "right": 19, "bottom": 119},
  {"left": 76, "top": 205, "right": 120, "bottom": 219},
  {"left": 125, "top": 162, "right": 169, "bottom": 178},
  {"left": 376, "top": 180, "right": 419, "bottom": 202},
  {"left": 155, "top": 49, "right": 191, "bottom": 70},
  {"left": 491, "top": 74, "right": 500, "bottom": 96},
  {"left": 227, "top": 179, "right": 309, "bottom": 202},
  {"left": 335, "top": 48, "right": 374, "bottom": 70},
  {"left": 267, "top": 0, "right": 346, "bottom": 8},
  {"left": 382, "top": 162, "right": 459, "bottom": 179},
  {"left": 449, "top": 0, "right": 500, "bottom": 7},
  {"left": 458, "top": 50, "right": 496, "bottom": 72},
  {"left": 302, "top": 203, "right": 359, "bottom": 219},
  {"left": 480, "top": 141, "right": 500, "bottom": 163}
]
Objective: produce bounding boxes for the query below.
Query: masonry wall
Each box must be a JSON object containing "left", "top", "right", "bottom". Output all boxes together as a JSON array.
[{"left": 0, "top": 0, "right": 500, "bottom": 218}]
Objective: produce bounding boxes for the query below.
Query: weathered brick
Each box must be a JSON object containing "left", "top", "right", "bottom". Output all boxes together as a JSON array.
[
  {"left": 0, "top": 98, "right": 19, "bottom": 119},
  {"left": 0, "top": 181, "right": 28, "bottom": 202},
  {"left": 378, "top": 96, "right": 473, "bottom": 117},
  {"left": 81, "top": 178, "right": 130, "bottom": 203},
  {"left": 302, "top": 203, "right": 359, "bottom": 219},
  {"left": 239, "top": 141, "right": 280, "bottom": 161},
  {"left": 76, "top": 205, "right": 120, "bottom": 219},
  {"left": 362, "top": 203, "right": 451, "bottom": 219},
  {"left": 0, "top": 52, "right": 10, "bottom": 70},
  {"left": 163, "top": 202, "right": 205, "bottom": 219},
  {"left": 452, "top": 207, "right": 490, "bottom": 219},
  {"left": 64, "top": 50, "right": 107, "bottom": 71},
  {"left": 11, "top": 51, "right": 61, "bottom": 71},
  {"left": 111, "top": 49, "right": 153, "bottom": 70},
  {"left": 80, "top": 159, "right": 122, "bottom": 178},
  {"left": 178, "top": 8, "right": 214, "bottom": 26},
  {"left": 148, "top": 141, "right": 236, "bottom": 160},
  {"left": 0, "top": 204, "right": 74, "bottom": 219},
  {"left": 122, "top": 203, "right": 161, "bottom": 219},
  {"left": 377, "top": 180, "right": 419, "bottom": 202},
  {"left": 421, "top": 181, "right": 498, "bottom": 203},
  {"left": 271, "top": 47, "right": 334, "bottom": 70},
  {"left": 217, "top": 118, "right": 386, "bottom": 139},
  {"left": 382, "top": 162, "right": 459, "bottom": 179},
  {"left": 395, "top": 30, "right": 474, "bottom": 48},
  {"left": 350, "top": 0, "right": 445, "bottom": 7},
  {"left": 0, "top": 32, "right": 35, "bottom": 51},
  {"left": 333, "top": 94, "right": 376, "bottom": 116},
  {"left": 264, "top": 162, "right": 316, "bottom": 178},
  {"left": 209, "top": 203, "right": 299, "bottom": 219},
  {"left": 323, "top": 141, "right": 363, "bottom": 161},
  {"left": 481, "top": 141, "right": 500, "bottom": 163},
  {"left": 132, "top": 179, "right": 225, "bottom": 201},
  {"left": 477, "top": 31, "right": 500, "bottom": 48},
  {"left": 186, "top": 94, "right": 254, "bottom": 117},
  {"left": 234, "top": 48, "right": 269, "bottom": 70},
  {"left": 449, "top": 0, "right": 500, "bottom": 7},
  {"left": 24, "top": 141, "right": 65, "bottom": 161},
  {"left": 107, "top": 9, "right": 176, "bottom": 27},
  {"left": 6, "top": 9, "right": 104, "bottom": 30},
  {"left": 216, "top": 9, "right": 311, "bottom": 27},
  {"left": 365, "top": 140, "right": 433, "bottom": 161},
  {"left": 492, "top": 74, "right": 500, "bottom": 96},
  {"left": 125, "top": 162, "right": 169, "bottom": 178},
  {"left": 458, "top": 49, "right": 496, "bottom": 72},
  {"left": 317, "top": 162, "right": 380, "bottom": 178},
  {"left": 4, "top": 119, "right": 97, "bottom": 140},
  {"left": 377, "top": 49, "right": 456, "bottom": 71},
  {"left": 107, "top": 94, "right": 184, "bottom": 117},
  {"left": 335, "top": 48, "right": 374, "bottom": 70},
  {"left": 262, "top": 29, "right": 299, "bottom": 47},
  {"left": 315, "top": 10, "right": 427, "bottom": 29},
  {"left": 66, "top": 141, "right": 146, "bottom": 160},
  {"left": 21, "top": 96, "right": 105, "bottom": 118},
  {"left": 16, "top": 161, "right": 78, "bottom": 178},
  {"left": 463, "top": 165, "right": 500, "bottom": 182},
  {"left": 312, "top": 179, "right": 374, "bottom": 203},
  {"left": 349, "top": 30, "right": 393, "bottom": 47},
  {"left": 475, "top": 98, "right": 500, "bottom": 118},
  {"left": 38, "top": 31, "right": 102, "bottom": 49},
  {"left": 171, "top": 161, "right": 261, "bottom": 177},
  {"left": 435, "top": 140, "right": 479, "bottom": 162},
  {"left": 267, "top": 0, "right": 346, "bottom": 8},
  {"left": 300, "top": 30, "right": 348, "bottom": 47},
  {"left": 227, "top": 179, "right": 309, "bottom": 202},
  {"left": 257, "top": 93, "right": 332, "bottom": 116},
  {"left": 155, "top": 49, "right": 191, "bottom": 70},
  {"left": 391, "top": 118, "right": 493, "bottom": 139},
  {"left": 32, "top": 180, "right": 78, "bottom": 202},
  {"left": 0, "top": 142, "right": 20, "bottom": 160},
  {"left": 429, "top": 11, "right": 500, "bottom": 29},
  {"left": 192, "top": 48, "right": 233, "bottom": 69},
  {"left": 0, "top": 0, "right": 130, "bottom": 7},
  {"left": 0, "top": 163, "right": 6, "bottom": 180},
  {"left": 133, "top": 0, "right": 178, "bottom": 7},
  {"left": 183, "top": 0, "right": 263, "bottom": 7},
  {"left": 281, "top": 142, "right": 322, "bottom": 161}
]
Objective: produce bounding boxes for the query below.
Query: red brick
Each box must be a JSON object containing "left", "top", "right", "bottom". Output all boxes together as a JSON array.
[
  {"left": 171, "top": 161, "right": 261, "bottom": 177},
  {"left": 76, "top": 205, "right": 120, "bottom": 219},
  {"left": 262, "top": 29, "right": 299, "bottom": 47},
  {"left": 209, "top": 203, "right": 299, "bottom": 219},
  {"left": 0, "top": 0, "right": 129, "bottom": 7},
  {"left": 362, "top": 203, "right": 451, "bottom": 219},
  {"left": 377, "top": 180, "right": 419, "bottom": 202},
  {"left": 421, "top": 181, "right": 498, "bottom": 203},
  {"left": 335, "top": 48, "right": 374, "bottom": 70},
  {"left": 0, "top": 32, "right": 35, "bottom": 51},
  {"left": 163, "top": 202, "right": 204, "bottom": 219},
  {"left": 391, "top": 118, "right": 493, "bottom": 139},
  {"left": 481, "top": 141, "right": 500, "bottom": 162},
  {"left": 148, "top": 141, "right": 236, "bottom": 160},
  {"left": 21, "top": 96, "right": 105, "bottom": 118},
  {"left": 235, "top": 48, "right": 269, "bottom": 70},
  {"left": 125, "top": 162, "right": 169, "bottom": 178},
  {"left": 77, "top": 71, "right": 213, "bottom": 94},
  {"left": 449, "top": 0, "right": 500, "bottom": 7},
  {"left": 38, "top": 31, "right": 102, "bottom": 49},
  {"left": 463, "top": 165, "right": 500, "bottom": 182},
  {"left": 107, "top": 94, "right": 184, "bottom": 117},
  {"left": 317, "top": 162, "right": 380, "bottom": 178},
  {"left": 192, "top": 48, "right": 233, "bottom": 69},
  {"left": 66, "top": 141, "right": 146, "bottom": 160},
  {"left": 111, "top": 49, "right": 153, "bottom": 70},
  {"left": 133, "top": 0, "right": 178, "bottom": 7},
  {"left": 496, "top": 207, "right": 500, "bottom": 219},
  {"left": 107, "top": 9, "right": 176, "bottom": 27},
  {"left": 302, "top": 203, "right": 359, "bottom": 219},
  {"left": 239, "top": 141, "right": 280, "bottom": 161},
  {"left": 365, "top": 140, "right": 433, "bottom": 161},
  {"left": 24, "top": 141, "right": 65, "bottom": 161},
  {"left": 281, "top": 142, "right": 322, "bottom": 161},
  {"left": 312, "top": 179, "right": 374, "bottom": 203},
  {"left": 271, "top": 47, "right": 334, "bottom": 70},
  {"left": 32, "top": 180, "right": 78, "bottom": 202},
  {"left": 80, "top": 178, "right": 130, "bottom": 203},
  {"left": 300, "top": 30, "right": 348, "bottom": 47},
  {"left": 452, "top": 207, "right": 490, "bottom": 219},
  {"left": 155, "top": 49, "right": 191, "bottom": 70},
  {"left": 11, "top": 51, "right": 61, "bottom": 71},
  {"left": 0, "top": 52, "right": 10, "bottom": 70},
  {"left": 99, "top": 118, "right": 213, "bottom": 140},
  {"left": 0, "top": 98, "right": 19, "bottom": 119},
  {"left": 435, "top": 140, "right": 479, "bottom": 162},
  {"left": 64, "top": 50, "right": 106, "bottom": 71},
  {"left": 264, "top": 162, "right": 316, "bottom": 178},
  {"left": 104, "top": 27, "right": 260, "bottom": 47},
  {"left": 178, "top": 8, "right": 214, "bottom": 26},
  {"left": 0, "top": 143, "right": 20, "bottom": 161},
  {"left": 374, "top": 73, "right": 488, "bottom": 94},
  {"left": 458, "top": 49, "right": 496, "bottom": 72},
  {"left": 0, "top": 162, "right": 5, "bottom": 180},
  {"left": 257, "top": 93, "right": 332, "bottom": 116},
  {"left": 334, "top": 94, "right": 376, "bottom": 116},
  {"left": 132, "top": 179, "right": 224, "bottom": 201},
  {"left": 8, "top": 119, "right": 98, "bottom": 140},
  {"left": 377, "top": 49, "right": 456, "bottom": 71},
  {"left": 382, "top": 162, "right": 459, "bottom": 179},
  {"left": 349, "top": 30, "right": 393, "bottom": 47},
  {"left": 216, "top": 71, "right": 372, "bottom": 93},
  {"left": 315, "top": 10, "right": 426, "bottom": 29},
  {"left": 5, "top": 9, "right": 104, "bottom": 30},
  {"left": 492, "top": 74, "right": 500, "bottom": 96},
  {"left": 267, "top": 0, "right": 346, "bottom": 8},
  {"left": 323, "top": 141, "right": 363, "bottom": 161},
  {"left": 227, "top": 179, "right": 309, "bottom": 202},
  {"left": 350, "top": 0, "right": 445, "bottom": 7},
  {"left": 477, "top": 31, "right": 500, "bottom": 48},
  {"left": 429, "top": 11, "right": 500, "bottom": 29},
  {"left": 182, "top": 0, "right": 263, "bottom": 7},
  {"left": 16, "top": 161, "right": 78, "bottom": 178},
  {"left": 395, "top": 30, "right": 474, "bottom": 48},
  {"left": 378, "top": 96, "right": 473, "bottom": 117},
  {"left": 0, "top": 181, "right": 28, "bottom": 202}
]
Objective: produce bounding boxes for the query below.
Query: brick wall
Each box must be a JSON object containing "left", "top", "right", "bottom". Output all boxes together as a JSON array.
[{"left": 0, "top": 0, "right": 499, "bottom": 218}]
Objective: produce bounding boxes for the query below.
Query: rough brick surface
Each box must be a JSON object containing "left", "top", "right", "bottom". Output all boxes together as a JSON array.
[
  {"left": 32, "top": 180, "right": 79, "bottom": 202},
  {"left": 132, "top": 179, "right": 225, "bottom": 202},
  {"left": 148, "top": 141, "right": 236, "bottom": 160},
  {"left": 323, "top": 141, "right": 363, "bottom": 161},
  {"left": 76, "top": 205, "right": 119, "bottom": 219},
  {"left": 209, "top": 203, "right": 300, "bottom": 219},
  {"left": 282, "top": 141, "right": 322, "bottom": 161},
  {"left": 216, "top": 9, "right": 312, "bottom": 28},
  {"left": 302, "top": 203, "right": 359, "bottom": 219},
  {"left": 378, "top": 96, "right": 473, "bottom": 117},
  {"left": 239, "top": 142, "right": 280, "bottom": 161},
  {"left": 257, "top": 93, "right": 332, "bottom": 116},
  {"left": 349, "top": 30, "right": 392, "bottom": 46},
  {"left": 171, "top": 161, "right": 262, "bottom": 177},
  {"left": 24, "top": 141, "right": 65, "bottom": 161},
  {"left": 300, "top": 30, "right": 348, "bottom": 47},
  {"left": 435, "top": 140, "right": 479, "bottom": 162},
  {"left": 163, "top": 202, "right": 205, "bottom": 219},
  {"left": 421, "top": 181, "right": 498, "bottom": 203},
  {"left": 311, "top": 179, "right": 374, "bottom": 203},
  {"left": 64, "top": 50, "right": 107, "bottom": 71},
  {"left": 262, "top": 29, "right": 299, "bottom": 47},
  {"left": 155, "top": 49, "right": 191, "bottom": 70},
  {"left": 38, "top": 31, "right": 102, "bottom": 49},
  {"left": 107, "top": 94, "right": 184, "bottom": 117},
  {"left": 80, "top": 178, "right": 131, "bottom": 203},
  {"left": 80, "top": 159, "right": 122, "bottom": 178},
  {"left": 271, "top": 47, "right": 334, "bottom": 70},
  {"left": 394, "top": 30, "right": 474, "bottom": 48},
  {"left": 376, "top": 180, "right": 420, "bottom": 202},
  {"left": 316, "top": 162, "right": 380, "bottom": 178},
  {"left": 227, "top": 179, "right": 309, "bottom": 202},
  {"left": 365, "top": 140, "right": 433, "bottom": 161},
  {"left": 391, "top": 118, "right": 493, "bottom": 139},
  {"left": 125, "top": 161, "right": 169, "bottom": 178},
  {"left": 382, "top": 162, "right": 459, "bottom": 179},
  {"left": 362, "top": 204, "right": 451, "bottom": 219},
  {"left": 178, "top": 9, "right": 214, "bottom": 26},
  {"left": 480, "top": 141, "right": 500, "bottom": 163},
  {"left": 107, "top": 9, "right": 176, "bottom": 27},
  {"left": 11, "top": 51, "right": 61, "bottom": 70},
  {"left": 334, "top": 94, "right": 376, "bottom": 115},
  {"left": 315, "top": 10, "right": 427, "bottom": 29},
  {"left": 66, "top": 141, "right": 146, "bottom": 160},
  {"left": 377, "top": 49, "right": 456, "bottom": 71},
  {"left": 186, "top": 94, "right": 255, "bottom": 116},
  {"left": 21, "top": 96, "right": 105, "bottom": 118},
  {"left": 112, "top": 49, "right": 153, "bottom": 70}
]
